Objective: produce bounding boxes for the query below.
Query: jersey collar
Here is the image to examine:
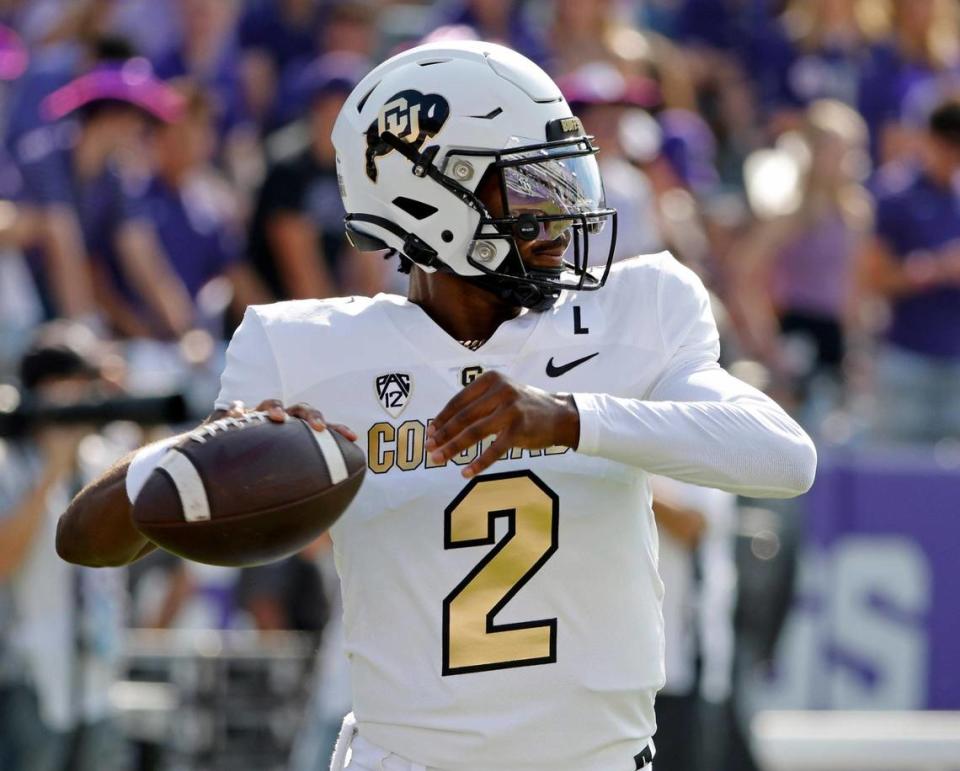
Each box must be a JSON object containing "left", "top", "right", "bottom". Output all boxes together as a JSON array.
[{"left": 376, "top": 292, "right": 547, "bottom": 363}]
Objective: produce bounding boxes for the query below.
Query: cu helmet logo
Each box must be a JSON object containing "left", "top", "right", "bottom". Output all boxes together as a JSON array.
[
  {"left": 379, "top": 95, "right": 423, "bottom": 139},
  {"left": 365, "top": 89, "right": 450, "bottom": 182}
]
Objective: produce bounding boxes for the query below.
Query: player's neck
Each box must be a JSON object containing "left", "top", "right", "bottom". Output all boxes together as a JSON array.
[{"left": 408, "top": 270, "right": 520, "bottom": 344}]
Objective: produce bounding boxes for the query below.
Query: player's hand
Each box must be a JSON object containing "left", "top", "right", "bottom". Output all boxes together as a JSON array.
[
  {"left": 426, "top": 371, "right": 580, "bottom": 478},
  {"left": 219, "top": 399, "right": 358, "bottom": 442}
]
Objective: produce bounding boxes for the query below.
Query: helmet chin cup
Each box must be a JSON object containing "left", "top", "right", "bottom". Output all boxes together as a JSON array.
[
  {"left": 508, "top": 281, "right": 559, "bottom": 312},
  {"left": 467, "top": 269, "right": 560, "bottom": 311}
]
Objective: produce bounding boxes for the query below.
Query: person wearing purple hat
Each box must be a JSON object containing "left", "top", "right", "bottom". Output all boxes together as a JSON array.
[
  {"left": 41, "top": 57, "right": 183, "bottom": 125},
  {"left": 15, "top": 58, "right": 199, "bottom": 339},
  {"left": 248, "top": 52, "right": 387, "bottom": 302}
]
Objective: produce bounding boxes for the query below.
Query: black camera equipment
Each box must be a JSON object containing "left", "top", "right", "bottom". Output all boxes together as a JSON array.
[{"left": 0, "top": 392, "right": 190, "bottom": 438}]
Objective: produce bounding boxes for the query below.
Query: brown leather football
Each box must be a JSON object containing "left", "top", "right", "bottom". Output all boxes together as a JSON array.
[{"left": 132, "top": 412, "right": 365, "bottom": 566}]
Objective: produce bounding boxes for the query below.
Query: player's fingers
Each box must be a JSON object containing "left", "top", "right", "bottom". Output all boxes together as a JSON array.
[
  {"left": 426, "top": 389, "right": 501, "bottom": 452},
  {"left": 286, "top": 402, "right": 327, "bottom": 432},
  {"left": 463, "top": 432, "right": 513, "bottom": 478},
  {"left": 225, "top": 400, "right": 246, "bottom": 418},
  {"left": 329, "top": 423, "right": 359, "bottom": 442},
  {"left": 428, "top": 372, "right": 501, "bottom": 436},
  {"left": 429, "top": 409, "right": 507, "bottom": 465},
  {"left": 255, "top": 398, "right": 286, "bottom": 422}
]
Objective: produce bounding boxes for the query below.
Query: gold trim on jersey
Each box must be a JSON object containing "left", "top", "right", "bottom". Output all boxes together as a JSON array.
[{"left": 366, "top": 419, "right": 569, "bottom": 474}]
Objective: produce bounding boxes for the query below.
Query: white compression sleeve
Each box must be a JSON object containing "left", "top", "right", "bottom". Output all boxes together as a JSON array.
[{"left": 572, "top": 364, "right": 817, "bottom": 499}]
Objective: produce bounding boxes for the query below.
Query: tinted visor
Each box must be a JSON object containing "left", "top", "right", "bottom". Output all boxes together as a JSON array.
[{"left": 500, "top": 144, "right": 606, "bottom": 241}]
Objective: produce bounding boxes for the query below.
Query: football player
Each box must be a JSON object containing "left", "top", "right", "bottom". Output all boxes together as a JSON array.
[{"left": 57, "top": 41, "right": 817, "bottom": 771}]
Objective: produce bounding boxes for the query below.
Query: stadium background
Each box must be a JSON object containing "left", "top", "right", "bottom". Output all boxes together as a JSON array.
[{"left": 0, "top": 0, "right": 958, "bottom": 769}]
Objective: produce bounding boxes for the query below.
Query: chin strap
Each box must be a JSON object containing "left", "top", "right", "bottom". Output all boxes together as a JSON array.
[
  {"left": 464, "top": 270, "right": 560, "bottom": 312},
  {"left": 345, "top": 212, "right": 442, "bottom": 270}
]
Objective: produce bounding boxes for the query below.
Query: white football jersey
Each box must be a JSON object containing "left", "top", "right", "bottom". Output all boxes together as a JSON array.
[{"left": 213, "top": 253, "right": 728, "bottom": 770}]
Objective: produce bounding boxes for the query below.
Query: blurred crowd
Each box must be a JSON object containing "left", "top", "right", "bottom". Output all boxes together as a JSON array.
[{"left": 1, "top": 1, "right": 960, "bottom": 770}]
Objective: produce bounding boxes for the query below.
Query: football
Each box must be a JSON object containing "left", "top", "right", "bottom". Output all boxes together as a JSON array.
[{"left": 131, "top": 412, "right": 365, "bottom": 566}]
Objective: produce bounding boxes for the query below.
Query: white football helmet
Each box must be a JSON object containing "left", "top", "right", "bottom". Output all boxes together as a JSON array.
[{"left": 332, "top": 40, "right": 617, "bottom": 310}]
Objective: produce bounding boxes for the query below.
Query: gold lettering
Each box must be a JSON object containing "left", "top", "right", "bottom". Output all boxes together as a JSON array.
[
  {"left": 508, "top": 446, "right": 542, "bottom": 459},
  {"left": 426, "top": 419, "right": 447, "bottom": 468},
  {"left": 368, "top": 420, "right": 570, "bottom": 473},
  {"left": 367, "top": 422, "right": 395, "bottom": 474},
  {"left": 452, "top": 442, "right": 479, "bottom": 466},
  {"left": 397, "top": 420, "right": 425, "bottom": 471}
]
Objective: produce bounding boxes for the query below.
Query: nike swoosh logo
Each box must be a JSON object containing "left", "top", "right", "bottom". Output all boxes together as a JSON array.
[{"left": 546, "top": 352, "right": 599, "bottom": 377}]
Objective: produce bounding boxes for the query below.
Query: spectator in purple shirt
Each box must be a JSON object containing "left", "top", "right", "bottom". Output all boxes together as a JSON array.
[
  {"left": 316, "top": 2, "right": 379, "bottom": 66},
  {"left": 248, "top": 53, "right": 386, "bottom": 301},
  {"left": 858, "top": 0, "right": 960, "bottom": 165},
  {"left": 18, "top": 59, "right": 194, "bottom": 338},
  {"left": 110, "top": 0, "right": 180, "bottom": 60},
  {"left": 436, "top": 0, "right": 548, "bottom": 68},
  {"left": 269, "top": 1, "right": 378, "bottom": 133},
  {"left": 544, "top": 0, "right": 626, "bottom": 77},
  {"left": 151, "top": 0, "right": 248, "bottom": 138},
  {"left": 745, "top": 0, "right": 882, "bottom": 135},
  {"left": 238, "top": 0, "right": 321, "bottom": 129},
  {"left": 859, "top": 99, "right": 960, "bottom": 443},
  {"left": 239, "top": 0, "right": 320, "bottom": 76},
  {"left": 138, "top": 83, "right": 268, "bottom": 334}
]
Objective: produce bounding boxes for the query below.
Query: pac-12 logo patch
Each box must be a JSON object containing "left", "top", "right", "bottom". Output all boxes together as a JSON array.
[
  {"left": 365, "top": 89, "right": 450, "bottom": 182},
  {"left": 375, "top": 372, "right": 413, "bottom": 418}
]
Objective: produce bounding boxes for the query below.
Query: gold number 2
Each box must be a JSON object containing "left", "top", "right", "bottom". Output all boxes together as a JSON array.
[{"left": 442, "top": 470, "right": 559, "bottom": 675}]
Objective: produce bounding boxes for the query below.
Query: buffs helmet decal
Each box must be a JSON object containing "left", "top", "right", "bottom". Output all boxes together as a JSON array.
[{"left": 365, "top": 89, "right": 450, "bottom": 182}]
